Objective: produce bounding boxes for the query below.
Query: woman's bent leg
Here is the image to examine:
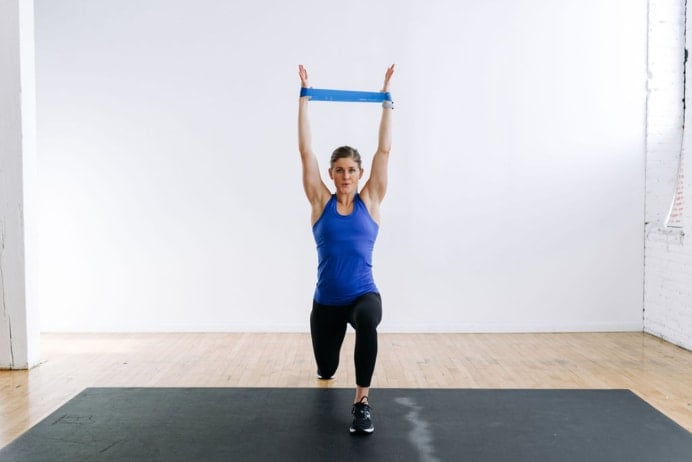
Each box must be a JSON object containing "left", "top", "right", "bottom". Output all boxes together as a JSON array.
[
  {"left": 348, "top": 293, "right": 383, "bottom": 389},
  {"left": 310, "top": 300, "right": 348, "bottom": 379}
]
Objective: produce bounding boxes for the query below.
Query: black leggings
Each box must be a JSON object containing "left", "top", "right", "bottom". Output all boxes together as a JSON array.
[{"left": 310, "top": 292, "right": 382, "bottom": 388}]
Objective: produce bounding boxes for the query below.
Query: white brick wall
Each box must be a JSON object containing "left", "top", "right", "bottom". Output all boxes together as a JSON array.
[{"left": 644, "top": 0, "right": 692, "bottom": 350}]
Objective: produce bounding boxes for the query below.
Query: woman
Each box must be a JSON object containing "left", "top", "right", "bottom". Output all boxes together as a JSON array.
[{"left": 297, "top": 64, "right": 394, "bottom": 434}]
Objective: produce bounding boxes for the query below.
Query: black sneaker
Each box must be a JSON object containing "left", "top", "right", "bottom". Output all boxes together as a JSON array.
[{"left": 350, "top": 397, "right": 374, "bottom": 434}]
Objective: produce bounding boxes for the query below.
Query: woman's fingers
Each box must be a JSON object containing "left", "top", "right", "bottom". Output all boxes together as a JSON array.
[
  {"left": 299, "top": 64, "right": 309, "bottom": 87},
  {"left": 382, "top": 64, "right": 395, "bottom": 92}
]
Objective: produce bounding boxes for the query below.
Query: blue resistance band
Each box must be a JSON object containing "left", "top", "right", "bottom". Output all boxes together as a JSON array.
[{"left": 300, "top": 87, "right": 391, "bottom": 103}]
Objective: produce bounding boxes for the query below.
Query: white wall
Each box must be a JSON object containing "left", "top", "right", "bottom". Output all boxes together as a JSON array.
[
  {"left": 644, "top": 0, "right": 692, "bottom": 351},
  {"left": 35, "top": 0, "right": 648, "bottom": 332},
  {"left": 0, "top": 0, "right": 40, "bottom": 368}
]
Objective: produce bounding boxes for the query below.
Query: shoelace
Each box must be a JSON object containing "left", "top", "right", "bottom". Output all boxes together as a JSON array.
[{"left": 352, "top": 396, "right": 372, "bottom": 416}]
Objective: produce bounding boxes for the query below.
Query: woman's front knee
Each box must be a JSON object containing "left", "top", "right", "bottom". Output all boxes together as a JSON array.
[
  {"left": 352, "top": 295, "right": 382, "bottom": 327},
  {"left": 354, "top": 315, "right": 380, "bottom": 332},
  {"left": 354, "top": 310, "right": 382, "bottom": 331}
]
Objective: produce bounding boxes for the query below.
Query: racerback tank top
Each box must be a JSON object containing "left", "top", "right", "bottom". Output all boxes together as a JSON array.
[{"left": 312, "top": 194, "right": 379, "bottom": 305}]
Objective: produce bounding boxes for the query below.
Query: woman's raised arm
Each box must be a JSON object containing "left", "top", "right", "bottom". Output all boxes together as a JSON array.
[
  {"left": 362, "top": 64, "right": 395, "bottom": 210},
  {"left": 298, "top": 65, "right": 330, "bottom": 218}
]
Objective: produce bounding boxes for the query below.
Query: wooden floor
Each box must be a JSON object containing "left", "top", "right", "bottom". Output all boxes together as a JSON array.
[{"left": 1, "top": 332, "right": 691, "bottom": 447}]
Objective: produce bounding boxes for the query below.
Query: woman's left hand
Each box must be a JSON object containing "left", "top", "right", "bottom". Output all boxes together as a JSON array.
[{"left": 381, "top": 64, "right": 395, "bottom": 92}]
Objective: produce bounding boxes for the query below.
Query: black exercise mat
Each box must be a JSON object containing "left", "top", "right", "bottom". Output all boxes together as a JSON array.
[{"left": 1, "top": 388, "right": 690, "bottom": 461}]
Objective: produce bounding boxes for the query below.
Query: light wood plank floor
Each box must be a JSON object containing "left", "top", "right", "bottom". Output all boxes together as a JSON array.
[{"left": 1, "top": 332, "right": 691, "bottom": 448}]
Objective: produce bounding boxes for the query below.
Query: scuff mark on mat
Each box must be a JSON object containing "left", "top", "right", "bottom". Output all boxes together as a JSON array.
[
  {"left": 52, "top": 414, "right": 95, "bottom": 426},
  {"left": 394, "top": 396, "right": 440, "bottom": 462},
  {"left": 100, "top": 439, "right": 125, "bottom": 454}
]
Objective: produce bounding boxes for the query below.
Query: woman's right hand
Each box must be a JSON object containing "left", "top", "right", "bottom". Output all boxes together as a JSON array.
[{"left": 299, "top": 65, "right": 309, "bottom": 88}]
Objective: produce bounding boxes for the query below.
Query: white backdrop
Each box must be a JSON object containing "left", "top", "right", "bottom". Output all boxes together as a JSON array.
[{"left": 35, "top": 0, "right": 647, "bottom": 332}]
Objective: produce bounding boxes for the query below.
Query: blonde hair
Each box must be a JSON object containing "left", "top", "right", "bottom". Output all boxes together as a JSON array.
[{"left": 330, "top": 146, "right": 362, "bottom": 168}]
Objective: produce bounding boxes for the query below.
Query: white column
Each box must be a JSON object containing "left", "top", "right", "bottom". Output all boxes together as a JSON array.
[{"left": 0, "top": 0, "right": 39, "bottom": 369}]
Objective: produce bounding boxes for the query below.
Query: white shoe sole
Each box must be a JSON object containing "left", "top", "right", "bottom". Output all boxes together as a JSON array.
[{"left": 349, "top": 426, "right": 374, "bottom": 434}]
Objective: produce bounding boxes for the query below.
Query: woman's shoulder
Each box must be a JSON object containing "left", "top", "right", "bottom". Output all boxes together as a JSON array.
[
  {"left": 311, "top": 193, "right": 335, "bottom": 227},
  {"left": 356, "top": 192, "right": 381, "bottom": 225}
]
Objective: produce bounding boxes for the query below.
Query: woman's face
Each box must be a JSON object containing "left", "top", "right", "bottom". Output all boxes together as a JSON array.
[{"left": 329, "top": 157, "right": 363, "bottom": 195}]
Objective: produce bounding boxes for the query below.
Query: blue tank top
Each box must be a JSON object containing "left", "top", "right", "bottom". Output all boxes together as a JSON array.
[{"left": 312, "top": 194, "right": 379, "bottom": 305}]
